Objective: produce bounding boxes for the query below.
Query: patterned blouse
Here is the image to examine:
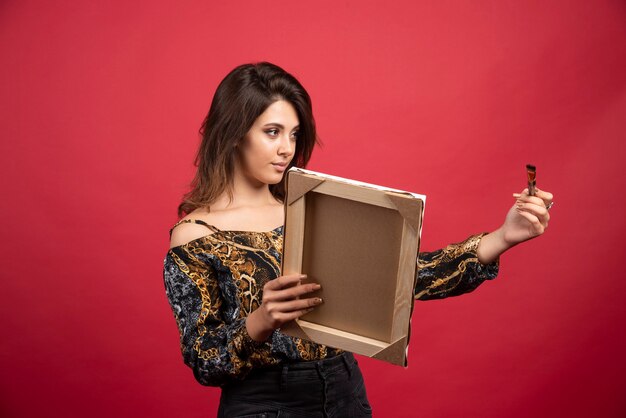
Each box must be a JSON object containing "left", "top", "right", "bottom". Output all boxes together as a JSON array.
[{"left": 163, "top": 219, "right": 499, "bottom": 387}]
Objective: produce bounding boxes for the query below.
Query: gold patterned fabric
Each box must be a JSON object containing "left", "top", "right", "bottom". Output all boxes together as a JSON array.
[
  {"left": 415, "top": 233, "right": 500, "bottom": 300},
  {"left": 163, "top": 221, "right": 499, "bottom": 387}
]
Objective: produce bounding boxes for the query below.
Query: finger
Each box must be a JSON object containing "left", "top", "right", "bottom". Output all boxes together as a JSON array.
[
  {"left": 534, "top": 188, "right": 553, "bottom": 201},
  {"left": 516, "top": 194, "right": 547, "bottom": 207},
  {"left": 514, "top": 193, "right": 553, "bottom": 211},
  {"left": 275, "top": 308, "right": 316, "bottom": 324},
  {"left": 265, "top": 274, "right": 307, "bottom": 291},
  {"left": 512, "top": 188, "right": 530, "bottom": 198},
  {"left": 534, "top": 188, "right": 554, "bottom": 207},
  {"left": 515, "top": 208, "right": 546, "bottom": 234},
  {"left": 516, "top": 201, "right": 550, "bottom": 223},
  {"left": 277, "top": 297, "right": 323, "bottom": 313},
  {"left": 269, "top": 282, "right": 322, "bottom": 302}
]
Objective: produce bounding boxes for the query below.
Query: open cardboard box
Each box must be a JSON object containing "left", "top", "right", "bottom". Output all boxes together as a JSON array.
[{"left": 280, "top": 168, "right": 426, "bottom": 366}]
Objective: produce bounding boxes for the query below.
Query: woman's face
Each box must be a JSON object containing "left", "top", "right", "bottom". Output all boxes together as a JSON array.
[{"left": 237, "top": 99, "right": 299, "bottom": 186}]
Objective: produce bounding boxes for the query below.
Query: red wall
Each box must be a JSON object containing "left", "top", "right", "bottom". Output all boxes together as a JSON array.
[{"left": 2, "top": 1, "right": 625, "bottom": 417}]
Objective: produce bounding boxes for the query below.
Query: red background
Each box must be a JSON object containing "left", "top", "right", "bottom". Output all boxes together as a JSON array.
[{"left": 2, "top": 1, "right": 625, "bottom": 417}]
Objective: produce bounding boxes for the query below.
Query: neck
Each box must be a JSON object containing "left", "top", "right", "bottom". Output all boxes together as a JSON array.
[{"left": 212, "top": 162, "right": 278, "bottom": 210}]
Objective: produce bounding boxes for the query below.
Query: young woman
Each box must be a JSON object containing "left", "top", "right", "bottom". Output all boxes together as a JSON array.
[{"left": 164, "top": 62, "right": 554, "bottom": 417}]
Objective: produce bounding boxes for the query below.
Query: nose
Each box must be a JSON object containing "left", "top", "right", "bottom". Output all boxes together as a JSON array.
[{"left": 277, "top": 134, "right": 295, "bottom": 157}]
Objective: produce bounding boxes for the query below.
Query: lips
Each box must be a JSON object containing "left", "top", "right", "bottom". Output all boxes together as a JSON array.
[{"left": 272, "top": 162, "right": 288, "bottom": 172}]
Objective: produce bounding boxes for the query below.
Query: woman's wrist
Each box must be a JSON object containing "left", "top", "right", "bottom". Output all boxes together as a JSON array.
[
  {"left": 245, "top": 309, "right": 274, "bottom": 342},
  {"left": 476, "top": 228, "right": 512, "bottom": 265}
]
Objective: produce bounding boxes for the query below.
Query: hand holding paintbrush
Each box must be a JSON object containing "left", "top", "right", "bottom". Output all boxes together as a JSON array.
[
  {"left": 506, "top": 164, "right": 554, "bottom": 243},
  {"left": 476, "top": 165, "right": 555, "bottom": 264}
]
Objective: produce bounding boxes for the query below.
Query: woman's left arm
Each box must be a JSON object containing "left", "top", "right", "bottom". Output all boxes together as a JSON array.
[{"left": 414, "top": 188, "right": 554, "bottom": 300}]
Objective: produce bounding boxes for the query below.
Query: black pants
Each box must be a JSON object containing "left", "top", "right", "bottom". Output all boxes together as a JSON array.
[{"left": 218, "top": 352, "right": 373, "bottom": 417}]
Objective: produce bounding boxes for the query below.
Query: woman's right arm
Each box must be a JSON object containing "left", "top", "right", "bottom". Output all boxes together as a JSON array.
[
  {"left": 163, "top": 246, "right": 323, "bottom": 386},
  {"left": 163, "top": 248, "right": 269, "bottom": 386}
]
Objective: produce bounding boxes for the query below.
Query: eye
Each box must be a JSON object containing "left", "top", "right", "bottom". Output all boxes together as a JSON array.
[
  {"left": 265, "top": 128, "right": 279, "bottom": 137},
  {"left": 290, "top": 130, "right": 300, "bottom": 141}
]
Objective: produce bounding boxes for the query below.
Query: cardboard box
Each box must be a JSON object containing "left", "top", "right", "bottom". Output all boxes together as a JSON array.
[{"left": 280, "top": 168, "right": 426, "bottom": 366}]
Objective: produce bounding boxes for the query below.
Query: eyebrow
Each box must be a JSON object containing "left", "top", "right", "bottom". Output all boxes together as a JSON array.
[{"left": 263, "top": 123, "right": 300, "bottom": 130}]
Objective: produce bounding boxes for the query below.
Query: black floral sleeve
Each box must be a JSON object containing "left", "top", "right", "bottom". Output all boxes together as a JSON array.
[
  {"left": 415, "top": 233, "right": 499, "bottom": 300},
  {"left": 163, "top": 247, "right": 277, "bottom": 387}
]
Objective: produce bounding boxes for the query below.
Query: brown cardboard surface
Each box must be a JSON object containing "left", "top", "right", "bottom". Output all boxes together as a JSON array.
[
  {"left": 281, "top": 168, "right": 425, "bottom": 366},
  {"left": 299, "top": 191, "right": 404, "bottom": 342}
]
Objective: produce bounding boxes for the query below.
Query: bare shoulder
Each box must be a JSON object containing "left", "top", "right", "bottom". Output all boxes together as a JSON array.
[{"left": 169, "top": 209, "right": 216, "bottom": 249}]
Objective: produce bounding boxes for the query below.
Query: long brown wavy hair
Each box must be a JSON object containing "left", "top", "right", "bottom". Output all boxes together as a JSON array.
[{"left": 178, "top": 62, "right": 320, "bottom": 217}]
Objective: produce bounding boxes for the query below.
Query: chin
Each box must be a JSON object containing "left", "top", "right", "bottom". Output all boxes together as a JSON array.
[
  {"left": 267, "top": 175, "right": 285, "bottom": 185},
  {"left": 254, "top": 173, "right": 283, "bottom": 186}
]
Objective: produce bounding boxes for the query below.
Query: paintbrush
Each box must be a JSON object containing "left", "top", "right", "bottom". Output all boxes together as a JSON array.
[{"left": 526, "top": 164, "right": 536, "bottom": 196}]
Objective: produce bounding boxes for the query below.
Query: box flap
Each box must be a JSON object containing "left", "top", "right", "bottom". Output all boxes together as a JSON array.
[
  {"left": 372, "top": 336, "right": 408, "bottom": 366},
  {"left": 385, "top": 192, "right": 424, "bottom": 231},
  {"left": 287, "top": 171, "right": 325, "bottom": 205}
]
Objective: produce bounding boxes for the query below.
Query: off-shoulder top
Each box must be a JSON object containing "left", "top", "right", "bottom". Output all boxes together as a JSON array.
[{"left": 163, "top": 220, "right": 499, "bottom": 387}]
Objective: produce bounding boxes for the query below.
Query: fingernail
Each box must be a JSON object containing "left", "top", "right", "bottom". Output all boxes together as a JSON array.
[
  {"left": 317, "top": 297, "right": 324, "bottom": 304},
  {"left": 301, "top": 274, "right": 307, "bottom": 279},
  {"left": 313, "top": 284, "right": 321, "bottom": 290}
]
